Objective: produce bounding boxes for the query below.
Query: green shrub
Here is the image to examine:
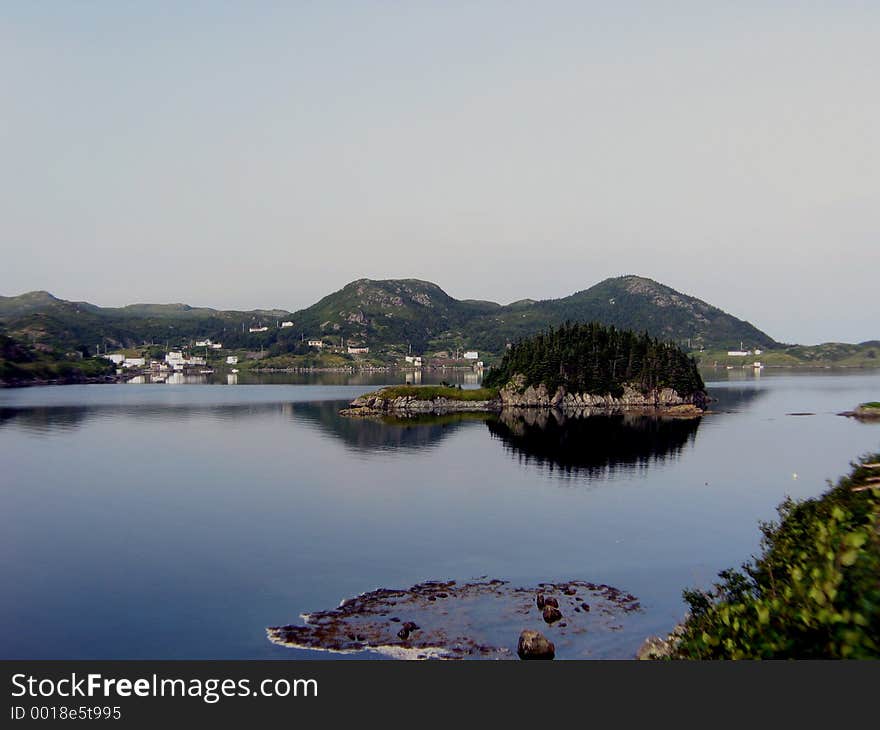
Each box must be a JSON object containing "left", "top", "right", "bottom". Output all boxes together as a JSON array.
[
  {"left": 674, "top": 456, "right": 880, "bottom": 658},
  {"left": 374, "top": 385, "right": 498, "bottom": 401}
]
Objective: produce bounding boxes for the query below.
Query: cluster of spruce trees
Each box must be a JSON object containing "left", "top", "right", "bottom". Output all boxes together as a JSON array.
[{"left": 483, "top": 322, "right": 705, "bottom": 397}]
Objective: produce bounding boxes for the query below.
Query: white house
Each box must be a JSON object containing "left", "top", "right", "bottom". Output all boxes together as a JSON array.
[
  {"left": 195, "top": 339, "right": 212, "bottom": 347},
  {"left": 122, "top": 357, "right": 146, "bottom": 368},
  {"left": 226, "top": 355, "right": 238, "bottom": 365},
  {"left": 166, "top": 351, "right": 185, "bottom": 365},
  {"left": 348, "top": 345, "right": 369, "bottom": 355},
  {"left": 280, "top": 321, "right": 294, "bottom": 328},
  {"left": 727, "top": 350, "right": 750, "bottom": 357},
  {"left": 249, "top": 326, "right": 269, "bottom": 333},
  {"left": 104, "top": 353, "right": 125, "bottom": 365},
  {"left": 307, "top": 339, "right": 324, "bottom": 349},
  {"left": 463, "top": 351, "right": 479, "bottom": 360}
]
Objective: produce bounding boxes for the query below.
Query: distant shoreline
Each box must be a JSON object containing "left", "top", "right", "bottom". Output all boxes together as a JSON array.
[{"left": 3, "top": 362, "right": 879, "bottom": 389}]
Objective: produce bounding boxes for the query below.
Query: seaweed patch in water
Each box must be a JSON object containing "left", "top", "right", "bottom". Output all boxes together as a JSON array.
[{"left": 267, "top": 578, "right": 641, "bottom": 659}]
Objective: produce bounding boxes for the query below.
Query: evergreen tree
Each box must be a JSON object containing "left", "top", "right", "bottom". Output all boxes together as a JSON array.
[{"left": 483, "top": 321, "right": 705, "bottom": 396}]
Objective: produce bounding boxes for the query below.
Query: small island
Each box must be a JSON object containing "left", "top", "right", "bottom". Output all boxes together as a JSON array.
[
  {"left": 840, "top": 402, "right": 880, "bottom": 421},
  {"left": 341, "top": 323, "right": 709, "bottom": 417}
]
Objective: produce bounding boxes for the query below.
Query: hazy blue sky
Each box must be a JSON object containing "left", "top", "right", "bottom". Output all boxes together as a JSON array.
[{"left": 1, "top": 2, "right": 877, "bottom": 344}]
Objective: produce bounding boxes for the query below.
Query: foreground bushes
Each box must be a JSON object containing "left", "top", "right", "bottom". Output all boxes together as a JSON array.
[{"left": 673, "top": 456, "right": 880, "bottom": 658}]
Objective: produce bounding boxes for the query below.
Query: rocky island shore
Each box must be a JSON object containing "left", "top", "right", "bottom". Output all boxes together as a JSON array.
[
  {"left": 340, "top": 377, "right": 707, "bottom": 418},
  {"left": 343, "top": 320, "right": 708, "bottom": 417},
  {"left": 839, "top": 402, "right": 880, "bottom": 420}
]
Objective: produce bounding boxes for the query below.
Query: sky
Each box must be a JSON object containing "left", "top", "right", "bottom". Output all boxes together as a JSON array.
[{"left": 0, "top": 1, "right": 877, "bottom": 345}]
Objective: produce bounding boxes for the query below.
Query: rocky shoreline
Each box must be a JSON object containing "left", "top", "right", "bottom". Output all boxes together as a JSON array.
[
  {"left": 340, "top": 375, "right": 708, "bottom": 418},
  {"left": 839, "top": 403, "right": 880, "bottom": 420},
  {"left": 0, "top": 374, "right": 121, "bottom": 388}
]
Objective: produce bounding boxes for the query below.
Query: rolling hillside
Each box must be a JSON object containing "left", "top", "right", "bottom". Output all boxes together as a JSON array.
[
  {"left": 0, "top": 292, "right": 292, "bottom": 354},
  {"left": 5, "top": 275, "right": 864, "bottom": 369},
  {"left": 464, "top": 276, "right": 776, "bottom": 353}
]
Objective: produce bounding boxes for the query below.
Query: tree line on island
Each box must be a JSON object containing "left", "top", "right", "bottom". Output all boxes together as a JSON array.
[{"left": 483, "top": 321, "right": 705, "bottom": 397}]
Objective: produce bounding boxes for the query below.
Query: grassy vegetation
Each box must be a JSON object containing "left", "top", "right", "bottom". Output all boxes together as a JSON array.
[
  {"left": 697, "top": 341, "right": 880, "bottom": 369},
  {"left": 860, "top": 402, "right": 880, "bottom": 409},
  {"left": 669, "top": 455, "right": 880, "bottom": 658},
  {"left": 0, "top": 355, "right": 115, "bottom": 384},
  {"left": 245, "top": 352, "right": 361, "bottom": 370},
  {"left": 374, "top": 385, "right": 499, "bottom": 401},
  {"left": 0, "top": 333, "right": 116, "bottom": 384}
]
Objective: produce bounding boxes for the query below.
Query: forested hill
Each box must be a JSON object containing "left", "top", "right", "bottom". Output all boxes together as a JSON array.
[
  {"left": 0, "top": 275, "right": 775, "bottom": 358},
  {"left": 465, "top": 276, "right": 776, "bottom": 353},
  {"left": 0, "top": 291, "right": 292, "bottom": 354},
  {"left": 483, "top": 322, "right": 706, "bottom": 398},
  {"left": 285, "top": 276, "right": 776, "bottom": 355}
]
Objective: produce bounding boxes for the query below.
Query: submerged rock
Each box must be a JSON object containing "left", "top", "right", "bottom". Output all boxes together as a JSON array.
[
  {"left": 517, "top": 630, "right": 555, "bottom": 660},
  {"left": 267, "top": 577, "right": 642, "bottom": 660}
]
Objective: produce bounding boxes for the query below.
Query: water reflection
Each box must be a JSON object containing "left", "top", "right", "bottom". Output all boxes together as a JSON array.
[
  {"left": 0, "top": 381, "right": 768, "bottom": 459},
  {"left": 487, "top": 409, "right": 702, "bottom": 479},
  {"left": 0, "top": 403, "right": 289, "bottom": 435},
  {"left": 293, "top": 401, "right": 487, "bottom": 453}
]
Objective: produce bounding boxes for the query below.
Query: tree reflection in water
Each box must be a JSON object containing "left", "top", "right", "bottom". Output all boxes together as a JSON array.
[{"left": 487, "top": 409, "right": 702, "bottom": 479}]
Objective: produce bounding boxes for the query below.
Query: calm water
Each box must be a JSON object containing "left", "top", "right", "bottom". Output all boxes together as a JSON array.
[{"left": 2, "top": 371, "right": 879, "bottom": 658}]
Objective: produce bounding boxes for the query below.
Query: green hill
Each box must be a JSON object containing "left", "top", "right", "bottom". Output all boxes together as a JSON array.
[
  {"left": 0, "top": 293, "right": 293, "bottom": 355},
  {"left": 5, "top": 275, "right": 874, "bottom": 367},
  {"left": 286, "top": 275, "right": 779, "bottom": 357},
  {"left": 289, "top": 278, "right": 495, "bottom": 354},
  {"left": 465, "top": 276, "right": 775, "bottom": 353}
]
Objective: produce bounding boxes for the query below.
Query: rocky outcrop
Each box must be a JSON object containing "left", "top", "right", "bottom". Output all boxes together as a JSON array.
[
  {"left": 636, "top": 624, "right": 686, "bottom": 659},
  {"left": 498, "top": 374, "right": 708, "bottom": 414},
  {"left": 840, "top": 404, "right": 880, "bottom": 421}
]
